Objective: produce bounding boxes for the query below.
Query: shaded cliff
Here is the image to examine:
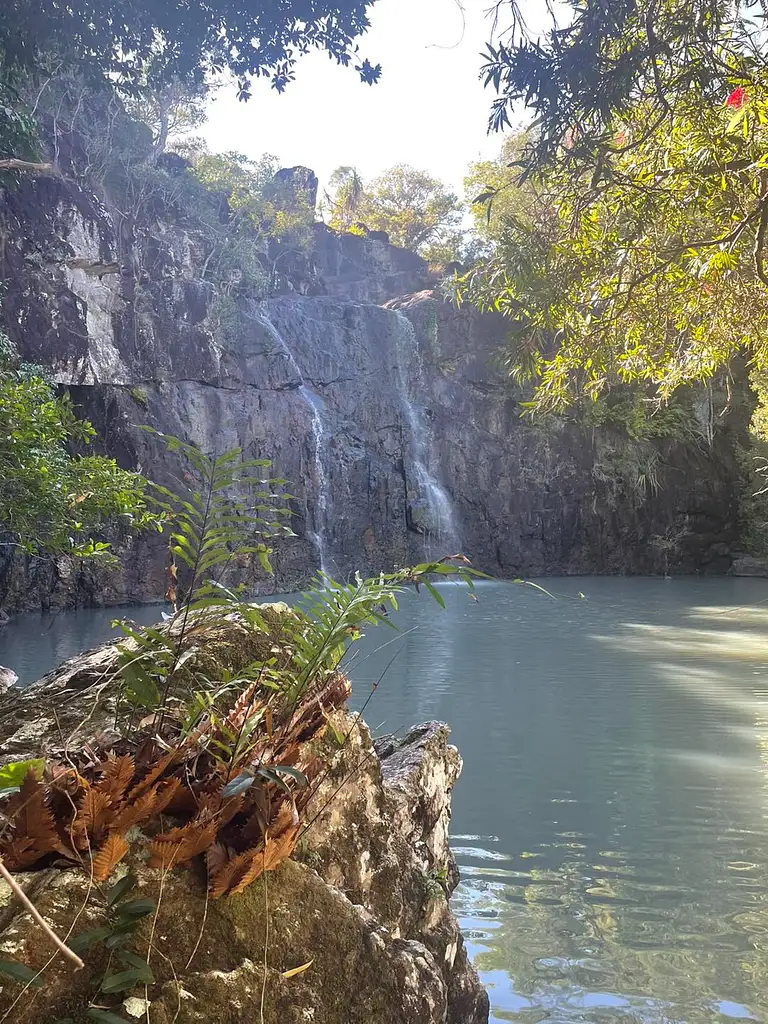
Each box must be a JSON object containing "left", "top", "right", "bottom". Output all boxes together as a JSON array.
[{"left": 0, "top": 151, "right": 750, "bottom": 610}]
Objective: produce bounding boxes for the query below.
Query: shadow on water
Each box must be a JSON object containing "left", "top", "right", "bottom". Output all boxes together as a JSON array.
[{"left": 4, "top": 577, "right": 768, "bottom": 1022}]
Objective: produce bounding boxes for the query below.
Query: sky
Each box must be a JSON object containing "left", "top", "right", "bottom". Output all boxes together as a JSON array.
[{"left": 202, "top": 0, "right": 514, "bottom": 197}]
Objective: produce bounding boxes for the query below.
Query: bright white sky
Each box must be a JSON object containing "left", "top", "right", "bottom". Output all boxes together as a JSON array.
[{"left": 202, "top": 0, "right": 520, "bottom": 197}]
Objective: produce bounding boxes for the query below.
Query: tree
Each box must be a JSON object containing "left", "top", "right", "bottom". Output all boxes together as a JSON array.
[
  {"left": 323, "top": 166, "right": 365, "bottom": 231},
  {"left": 326, "top": 163, "right": 464, "bottom": 256},
  {"left": 0, "top": 0, "right": 382, "bottom": 98},
  {"left": 0, "top": 333, "right": 160, "bottom": 560},
  {"left": 463, "top": 1, "right": 768, "bottom": 410},
  {"left": 124, "top": 79, "right": 212, "bottom": 157},
  {"left": 189, "top": 149, "right": 314, "bottom": 287},
  {"left": 464, "top": 133, "right": 533, "bottom": 246}
]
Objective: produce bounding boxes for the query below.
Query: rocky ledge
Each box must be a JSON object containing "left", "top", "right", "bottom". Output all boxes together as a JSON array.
[{"left": 0, "top": 637, "right": 488, "bottom": 1024}]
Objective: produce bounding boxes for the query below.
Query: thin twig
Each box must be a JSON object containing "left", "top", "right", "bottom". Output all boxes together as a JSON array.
[
  {"left": 0, "top": 859, "right": 84, "bottom": 969},
  {"left": 259, "top": 866, "right": 269, "bottom": 1024}
]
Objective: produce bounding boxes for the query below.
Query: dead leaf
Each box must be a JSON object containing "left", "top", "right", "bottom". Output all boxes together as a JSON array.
[
  {"left": 281, "top": 959, "right": 314, "bottom": 979},
  {"left": 147, "top": 814, "right": 218, "bottom": 869},
  {"left": 95, "top": 754, "right": 135, "bottom": 800},
  {"left": 91, "top": 832, "right": 129, "bottom": 882}
]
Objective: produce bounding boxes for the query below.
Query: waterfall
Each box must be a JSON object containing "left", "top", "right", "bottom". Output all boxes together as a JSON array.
[
  {"left": 244, "top": 303, "right": 331, "bottom": 574},
  {"left": 393, "top": 311, "right": 460, "bottom": 556},
  {"left": 300, "top": 385, "right": 330, "bottom": 575}
]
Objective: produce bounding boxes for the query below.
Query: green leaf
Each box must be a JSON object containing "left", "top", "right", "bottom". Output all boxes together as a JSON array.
[
  {"left": 0, "top": 759, "right": 44, "bottom": 792},
  {"left": 70, "top": 926, "right": 114, "bottom": 953},
  {"left": 0, "top": 959, "right": 42, "bottom": 986},
  {"left": 86, "top": 1009, "right": 131, "bottom": 1024},
  {"left": 114, "top": 898, "right": 155, "bottom": 919},
  {"left": 263, "top": 765, "right": 307, "bottom": 786},
  {"left": 423, "top": 581, "right": 445, "bottom": 608},
  {"left": 222, "top": 772, "right": 255, "bottom": 798},
  {"left": 100, "top": 967, "right": 149, "bottom": 992},
  {"left": 107, "top": 873, "right": 136, "bottom": 907},
  {"left": 115, "top": 951, "right": 154, "bottom": 983}
]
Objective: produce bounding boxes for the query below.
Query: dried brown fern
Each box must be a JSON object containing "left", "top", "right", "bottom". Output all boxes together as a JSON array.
[
  {"left": 91, "top": 833, "right": 129, "bottom": 882},
  {"left": 147, "top": 813, "right": 219, "bottom": 869}
]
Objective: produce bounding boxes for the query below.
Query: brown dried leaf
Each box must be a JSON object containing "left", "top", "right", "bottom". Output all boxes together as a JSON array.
[
  {"left": 205, "top": 842, "right": 230, "bottom": 880},
  {"left": 0, "top": 772, "right": 67, "bottom": 865},
  {"left": 146, "top": 815, "right": 218, "bottom": 869},
  {"left": 1, "top": 836, "right": 37, "bottom": 870},
  {"left": 129, "top": 749, "right": 181, "bottom": 800},
  {"left": 209, "top": 800, "right": 300, "bottom": 898},
  {"left": 220, "top": 847, "right": 266, "bottom": 897},
  {"left": 238, "top": 800, "right": 268, "bottom": 849},
  {"left": 95, "top": 754, "right": 135, "bottom": 800},
  {"left": 149, "top": 777, "right": 182, "bottom": 817},
  {"left": 222, "top": 681, "right": 263, "bottom": 735},
  {"left": 78, "top": 788, "right": 114, "bottom": 844},
  {"left": 110, "top": 785, "right": 159, "bottom": 833},
  {"left": 91, "top": 832, "right": 129, "bottom": 882},
  {"left": 261, "top": 800, "right": 300, "bottom": 873}
]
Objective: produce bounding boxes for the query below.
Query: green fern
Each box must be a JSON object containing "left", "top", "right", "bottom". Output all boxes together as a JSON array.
[{"left": 113, "top": 433, "right": 293, "bottom": 720}]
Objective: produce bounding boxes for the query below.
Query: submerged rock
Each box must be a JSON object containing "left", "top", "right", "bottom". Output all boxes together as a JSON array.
[{"left": 0, "top": 633, "right": 488, "bottom": 1024}]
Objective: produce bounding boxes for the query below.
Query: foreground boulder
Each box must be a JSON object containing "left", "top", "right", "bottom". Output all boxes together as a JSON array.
[{"left": 0, "top": 635, "right": 488, "bottom": 1024}]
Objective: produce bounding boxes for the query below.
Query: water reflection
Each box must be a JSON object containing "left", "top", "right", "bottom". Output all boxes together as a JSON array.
[
  {"left": 345, "top": 578, "right": 768, "bottom": 1023},
  {"left": 4, "top": 577, "right": 768, "bottom": 1021}
]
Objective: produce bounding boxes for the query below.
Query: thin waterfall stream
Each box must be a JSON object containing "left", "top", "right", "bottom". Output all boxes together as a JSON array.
[
  {"left": 393, "top": 310, "right": 460, "bottom": 556},
  {"left": 245, "top": 303, "right": 331, "bottom": 573}
]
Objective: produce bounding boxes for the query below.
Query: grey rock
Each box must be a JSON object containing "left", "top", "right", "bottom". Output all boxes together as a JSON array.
[{"left": 0, "top": 665, "right": 17, "bottom": 692}]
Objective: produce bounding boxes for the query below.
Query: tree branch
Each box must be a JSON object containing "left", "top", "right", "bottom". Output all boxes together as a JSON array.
[
  {"left": 0, "top": 159, "right": 58, "bottom": 176},
  {"left": 0, "top": 858, "right": 84, "bottom": 969}
]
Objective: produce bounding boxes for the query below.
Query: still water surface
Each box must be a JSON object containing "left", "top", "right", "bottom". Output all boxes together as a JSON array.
[{"left": 3, "top": 577, "right": 768, "bottom": 1023}]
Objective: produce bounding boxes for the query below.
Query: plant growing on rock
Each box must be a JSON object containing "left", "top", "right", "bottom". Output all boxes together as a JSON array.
[
  {"left": 0, "top": 330, "right": 162, "bottom": 562},
  {"left": 0, "top": 435, "right": 481, "bottom": 909}
]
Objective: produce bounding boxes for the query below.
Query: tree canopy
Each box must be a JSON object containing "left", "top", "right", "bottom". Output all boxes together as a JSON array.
[
  {"left": 0, "top": 0, "right": 381, "bottom": 97},
  {"left": 325, "top": 163, "right": 464, "bottom": 260},
  {"left": 467, "top": 1, "right": 768, "bottom": 410}
]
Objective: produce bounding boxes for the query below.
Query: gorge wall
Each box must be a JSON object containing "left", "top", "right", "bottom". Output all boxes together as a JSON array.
[{"left": 0, "top": 152, "right": 750, "bottom": 611}]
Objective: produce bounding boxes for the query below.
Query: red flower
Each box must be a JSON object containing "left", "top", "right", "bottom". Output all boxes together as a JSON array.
[{"left": 726, "top": 86, "right": 747, "bottom": 108}]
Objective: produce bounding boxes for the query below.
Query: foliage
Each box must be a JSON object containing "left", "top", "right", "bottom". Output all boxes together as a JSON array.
[
  {"left": 0, "top": 335, "right": 161, "bottom": 559},
  {"left": 322, "top": 165, "right": 365, "bottom": 231},
  {"left": 0, "top": 0, "right": 382, "bottom": 99},
  {"left": 464, "top": 133, "right": 534, "bottom": 248},
  {"left": 325, "top": 163, "right": 464, "bottom": 256},
  {"left": 123, "top": 76, "right": 211, "bottom": 156},
  {"left": 0, "top": 71, "right": 37, "bottom": 168},
  {"left": 460, "top": 76, "right": 768, "bottom": 410},
  {"left": 579, "top": 389, "right": 699, "bottom": 442},
  {"left": 115, "top": 432, "right": 293, "bottom": 713},
  {"left": 190, "top": 148, "right": 314, "bottom": 287},
  {"left": 482, "top": 1, "right": 762, "bottom": 160},
  {"left": 461, "top": 2, "right": 768, "bottom": 411}
]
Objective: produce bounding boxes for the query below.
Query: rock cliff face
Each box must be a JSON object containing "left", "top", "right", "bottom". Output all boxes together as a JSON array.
[
  {"left": 0, "top": 633, "right": 488, "bottom": 1024},
  {"left": 0, "top": 160, "right": 750, "bottom": 611}
]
